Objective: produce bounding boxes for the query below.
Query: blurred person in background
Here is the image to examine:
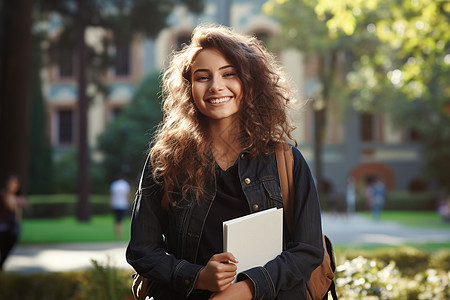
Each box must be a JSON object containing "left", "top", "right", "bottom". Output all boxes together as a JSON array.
[
  {"left": 0, "top": 175, "right": 28, "bottom": 270},
  {"left": 371, "top": 178, "right": 386, "bottom": 221},
  {"left": 346, "top": 176, "right": 356, "bottom": 215},
  {"left": 110, "top": 174, "right": 131, "bottom": 239},
  {"left": 437, "top": 196, "right": 450, "bottom": 222}
]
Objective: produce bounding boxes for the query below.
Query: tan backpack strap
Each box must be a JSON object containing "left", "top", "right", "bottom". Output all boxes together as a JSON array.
[{"left": 276, "top": 143, "right": 295, "bottom": 234}]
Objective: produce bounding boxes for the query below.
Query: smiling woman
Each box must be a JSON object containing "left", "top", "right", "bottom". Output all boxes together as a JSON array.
[
  {"left": 126, "top": 24, "right": 324, "bottom": 300},
  {"left": 191, "top": 48, "right": 242, "bottom": 123}
]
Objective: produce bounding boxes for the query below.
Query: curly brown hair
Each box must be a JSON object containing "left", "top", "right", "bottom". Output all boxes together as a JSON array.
[{"left": 150, "top": 24, "right": 296, "bottom": 203}]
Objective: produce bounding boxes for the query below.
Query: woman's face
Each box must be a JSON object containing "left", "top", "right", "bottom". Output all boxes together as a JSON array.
[
  {"left": 190, "top": 48, "right": 243, "bottom": 121},
  {"left": 7, "top": 177, "right": 20, "bottom": 194}
]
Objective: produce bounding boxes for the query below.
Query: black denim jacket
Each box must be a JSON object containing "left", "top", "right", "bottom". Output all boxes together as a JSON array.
[{"left": 126, "top": 146, "right": 324, "bottom": 300}]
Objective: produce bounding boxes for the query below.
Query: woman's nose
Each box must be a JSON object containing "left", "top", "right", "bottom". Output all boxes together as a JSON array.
[{"left": 209, "top": 76, "right": 224, "bottom": 92}]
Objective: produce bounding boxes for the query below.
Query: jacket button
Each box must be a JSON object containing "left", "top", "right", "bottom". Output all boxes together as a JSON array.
[
  {"left": 253, "top": 204, "right": 259, "bottom": 211},
  {"left": 240, "top": 153, "right": 245, "bottom": 159},
  {"left": 244, "top": 178, "right": 251, "bottom": 185},
  {"left": 184, "top": 279, "right": 190, "bottom": 286}
]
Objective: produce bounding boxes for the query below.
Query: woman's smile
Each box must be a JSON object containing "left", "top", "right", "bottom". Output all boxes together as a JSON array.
[{"left": 207, "top": 96, "right": 232, "bottom": 104}]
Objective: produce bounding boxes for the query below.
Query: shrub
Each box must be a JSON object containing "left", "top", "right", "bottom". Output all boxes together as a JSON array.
[
  {"left": 0, "top": 261, "right": 134, "bottom": 300},
  {"left": 335, "top": 256, "right": 450, "bottom": 299},
  {"left": 74, "top": 259, "right": 133, "bottom": 300},
  {"left": 1, "top": 248, "right": 449, "bottom": 299},
  {"left": 337, "top": 246, "right": 445, "bottom": 277},
  {"left": 355, "top": 191, "right": 438, "bottom": 211},
  {"left": 0, "top": 272, "right": 80, "bottom": 300},
  {"left": 24, "top": 194, "right": 111, "bottom": 218},
  {"left": 53, "top": 149, "right": 109, "bottom": 194}
]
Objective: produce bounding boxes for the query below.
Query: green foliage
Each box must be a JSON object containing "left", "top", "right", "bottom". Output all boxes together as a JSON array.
[
  {"left": 316, "top": 0, "right": 450, "bottom": 192},
  {"left": 97, "top": 70, "right": 163, "bottom": 184},
  {"left": 0, "top": 272, "right": 80, "bottom": 300},
  {"left": 338, "top": 246, "right": 430, "bottom": 277},
  {"left": 0, "top": 261, "right": 134, "bottom": 300},
  {"left": 75, "top": 259, "right": 132, "bottom": 300},
  {"left": 24, "top": 194, "right": 111, "bottom": 219},
  {"left": 36, "top": 0, "right": 205, "bottom": 98},
  {"left": 53, "top": 149, "right": 109, "bottom": 194},
  {"left": 265, "top": 0, "right": 450, "bottom": 192},
  {"left": 335, "top": 255, "right": 450, "bottom": 299},
  {"left": 2, "top": 248, "right": 449, "bottom": 299},
  {"left": 355, "top": 191, "right": 438, "bottom": 211},
  {"left": 27, "top": 32, "right": 54, "bottom": 194}
]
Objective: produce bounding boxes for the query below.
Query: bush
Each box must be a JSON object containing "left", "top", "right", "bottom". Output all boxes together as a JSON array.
[
  {"left": 24, "top": 194, "right": 111, "bottom": 218},
  {"left": 335, "top": 256, "right": 450, "bottom": 300},
  {"left": 0, "top": 260, "right": 134, "bottom": 300},
  {"left": 334, "top": 247, "right": 450, "bottom": 299},
  {"left": 337, "top": 246, "right": 431, "bottom": 277},
  {"left": 53, "top": 149, "right": 109, "bottom": 194},
  {"left": 0, "top": 272, "right": 80, "bottom": 300},
  {"left": 1, "top": 248, "right": 449, "bottom": 300},
  {"left": 355, "top": 191, "right": 438, "bottom": 211},
  {"left": 74, "top": 259, "right": 133, "bottom": 300}
]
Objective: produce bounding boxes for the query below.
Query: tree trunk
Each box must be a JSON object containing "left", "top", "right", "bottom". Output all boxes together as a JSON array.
[
  {"left": 0, "top": 0, "right": 34, "bottom": 189},
  {"left": 314, "top": 51, "right": 337, "bottom": 205},
  {"left": 76, "top": 0, "right": 90, "bottom": 221}
]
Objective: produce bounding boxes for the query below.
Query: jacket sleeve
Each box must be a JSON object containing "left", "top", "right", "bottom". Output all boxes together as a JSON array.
[
  {"left": 125, "top": 157, "right": 204, "bottom": 297},
  {"left": 237, "top": 147, "right": 324, "bottom": 299}
]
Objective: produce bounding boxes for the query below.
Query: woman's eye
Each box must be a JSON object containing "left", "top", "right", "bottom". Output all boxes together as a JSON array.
[
  {"left": 195, "top": 75, "right": 209, "bottom": 81},
  {"left": 224, "top": 72, "right": 236, "bottom": 77}
]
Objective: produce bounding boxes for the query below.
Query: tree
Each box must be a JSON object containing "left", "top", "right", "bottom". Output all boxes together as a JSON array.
[
  {"left": 0, "top": 0, "right": 34, "bottom": 190},
  {"left": 263, "top": 0, "right": 356, "bottom": 198},
  {"left": 27, "top": 32, "right": 54, "bottom": 194},
  {"left": 97, "top": 71, "right": 162, "bottom": 186},
  {"left": 313, "top": 0, "right": 450, "bottom": 192},
  {"left": 264, "top": 0, "right": 450, "bottom": 193},
  {"left": 36, "top": 0, "right": 204, "bottom": 221}
]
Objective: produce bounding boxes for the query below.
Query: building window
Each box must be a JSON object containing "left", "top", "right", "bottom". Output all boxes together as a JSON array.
[
  {"left": 114, "top": 44, "right": 130, "bottom": 76},
  {"left": 58, "top": 109, "right": 74, "bottom": 144},
  {"left": 360, "top": 113, "right": 379, "bottom": 142},
  {"left": 58, "top": 47, "right": 75, "bottom": 78}
]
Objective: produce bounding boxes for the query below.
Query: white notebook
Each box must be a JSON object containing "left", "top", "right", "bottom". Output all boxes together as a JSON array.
[{"left": 223, "top": 207, "right": 283, "bottom": 277}]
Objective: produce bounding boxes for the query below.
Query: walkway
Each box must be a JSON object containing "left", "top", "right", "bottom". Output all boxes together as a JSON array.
[{"left": 4, "top": 213, "right": 450, "bottom": 273}]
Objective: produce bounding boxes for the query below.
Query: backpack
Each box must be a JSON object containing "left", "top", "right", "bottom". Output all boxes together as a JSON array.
[{"left": 276, "top": 143, "right": 338, "bottom": 300}]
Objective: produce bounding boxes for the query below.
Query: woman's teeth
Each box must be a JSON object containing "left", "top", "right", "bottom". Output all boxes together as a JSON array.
[{"left": 209, "top": 97, "right": 230, "bottom": 104}]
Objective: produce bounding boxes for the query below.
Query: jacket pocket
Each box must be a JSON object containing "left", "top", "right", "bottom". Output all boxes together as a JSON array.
[{"left": 262, "top": 179, "right": 283, "bottom": 208}]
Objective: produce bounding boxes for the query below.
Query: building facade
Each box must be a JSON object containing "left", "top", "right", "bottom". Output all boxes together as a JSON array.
[{"left": 43, "top": 0, "right": 424, "bottom": 200}]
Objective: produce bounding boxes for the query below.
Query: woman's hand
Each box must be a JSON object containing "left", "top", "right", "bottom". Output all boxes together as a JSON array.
[
  {"left": 209, "top": 279, "right": 254, "bottom": 300},
  {"left": 194, "top": 252, "right": 238, "bottom": 292}
]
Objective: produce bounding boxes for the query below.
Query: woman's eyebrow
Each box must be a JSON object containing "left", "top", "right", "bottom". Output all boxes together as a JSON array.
[
  {"left": 193, "top": 65, "right": 235, "bottom": 74},
  {"left": 193, "top": 68, "right": 209, "bottom": 74},
  {"left": 219, "top": 64, "right": 234, "bottom": 70}
]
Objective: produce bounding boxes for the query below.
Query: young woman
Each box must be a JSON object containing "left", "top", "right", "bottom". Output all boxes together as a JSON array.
[
  {"left": 126, "top": 24, "right": 324, "bottom": 300},
  {"left": 0, "top": 175, "right": 28, "bottom": 270}
]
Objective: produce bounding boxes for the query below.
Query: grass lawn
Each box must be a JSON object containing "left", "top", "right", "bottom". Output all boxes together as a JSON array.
[
  {"left": 19, "top": 211, "right": 449, "bottom": 248},
  {"left": 19, "top": 215, "right": 131, "bottom": 244},
  {"left": 361, "top": 210, "right": 450, "bottom": 229}
]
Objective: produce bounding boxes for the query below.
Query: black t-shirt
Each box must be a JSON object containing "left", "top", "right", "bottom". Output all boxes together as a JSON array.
[{"left": 195, "top": 162, "right": 250, "bottom": 266}]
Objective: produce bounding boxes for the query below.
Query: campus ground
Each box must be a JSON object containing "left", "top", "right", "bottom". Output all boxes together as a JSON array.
[{"left": 4, "top": 213, "right": 450, "bottom": 273}]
